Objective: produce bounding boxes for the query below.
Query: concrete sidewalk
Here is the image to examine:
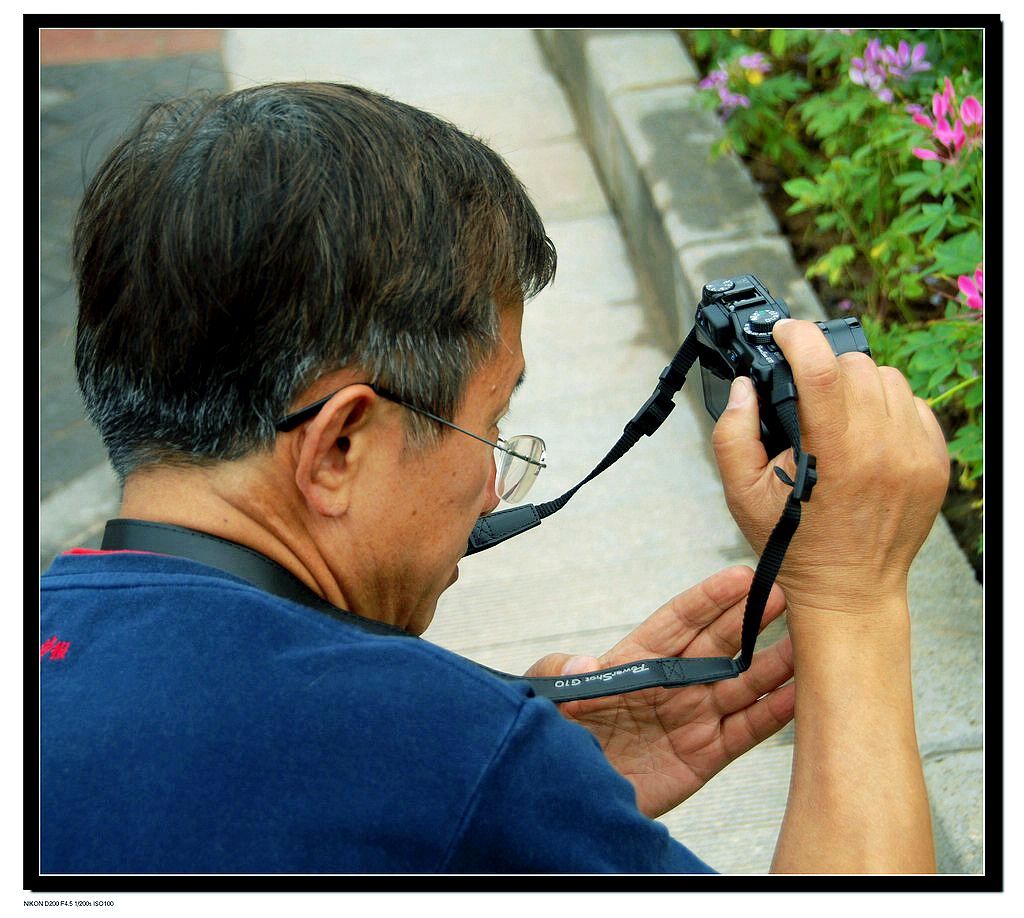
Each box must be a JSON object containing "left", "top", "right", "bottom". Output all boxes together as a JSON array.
[{"left": 39, "top": 27, "right": 984, "bottom": 874}]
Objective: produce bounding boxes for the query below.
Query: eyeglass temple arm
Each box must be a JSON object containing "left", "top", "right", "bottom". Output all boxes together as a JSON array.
[{"left": 276, "top": 385, "right": 543, "bottom": 466}]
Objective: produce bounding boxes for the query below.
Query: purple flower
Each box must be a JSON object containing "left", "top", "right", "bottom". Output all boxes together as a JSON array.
[
  {"left": 883, "top": 40, "right": 931, "bottom": 78},
  {"left": 718, "top": 87, "right": 751, "bottom": 117},
  {"left": 849, "top": 37, "right": 931, "bottom": 103},
  {"left": 699, "top": 64, "right": 729, "bottom": 90},
  {"left": 837, "top": 299, "right": 854, "bottom": 312},
  {"left": 739, "top": 52, "right": 772, "bottom": 74},
  {"left": 698, "top": 63, "right": 751, "bottom": 119}
]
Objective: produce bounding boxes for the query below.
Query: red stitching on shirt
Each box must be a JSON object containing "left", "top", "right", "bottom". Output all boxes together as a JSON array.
[
  {"left": 63, "top": 548, "right": 156, "bottom": 555},
  {"left": 40, "top": 635, "right": 71, "bottom": 660}
]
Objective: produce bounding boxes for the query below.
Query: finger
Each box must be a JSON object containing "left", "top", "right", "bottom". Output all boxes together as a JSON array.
[
  {"left": 710, "top": 634, "right": 793, "bottom": 715},
  {"left": 915, "top": 396, "right": 951, "bottom": 464},
  {"left": 602, "top": 566, "right": 756, "bottom": 664},
  {"left": 523, "top": 653, "right": 602, "bottom": 679},
  {"left": 686, "top": 581, "right": 787, "bottom": 659},
  {"left": 838, "top": 350, "right": 887, "bottom": 423},
  {"left": 719, "top": 680, "right": 796, "bottom": 761},
  {"left": 771, "top": 319, "right": 848, "bottom": 447},
  {"left": 711, "top": 377, "right": 773, "bottom": 496},
  {"left": 878, "top": 366, "right": 923, "bottom": 428}
]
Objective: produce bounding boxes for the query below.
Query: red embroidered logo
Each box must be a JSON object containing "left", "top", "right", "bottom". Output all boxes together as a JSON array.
[{"left": 40, "top": 635, "right": 71, "bottom": 661}]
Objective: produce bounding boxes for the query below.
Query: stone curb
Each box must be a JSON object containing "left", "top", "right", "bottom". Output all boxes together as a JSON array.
[{"left": 536, "top": 27, "right": 984, "bottom": 875}]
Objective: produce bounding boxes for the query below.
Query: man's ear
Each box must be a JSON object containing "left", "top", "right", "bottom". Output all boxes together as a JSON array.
[{"left": 291, "top": 386, "right": 379, "bottom": 517}]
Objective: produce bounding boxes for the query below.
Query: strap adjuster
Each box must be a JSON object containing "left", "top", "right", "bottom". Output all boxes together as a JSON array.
[
  {"left": 627, "top": 388, "right": 676, "bottom": 437},
  {"left": 774, "top": 450, "right": 818, "bottom": 502}
]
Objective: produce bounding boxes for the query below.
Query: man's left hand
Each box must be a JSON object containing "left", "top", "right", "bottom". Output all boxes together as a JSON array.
[{"left": 524, "top": 566, "right": 794, "bottom": 819}]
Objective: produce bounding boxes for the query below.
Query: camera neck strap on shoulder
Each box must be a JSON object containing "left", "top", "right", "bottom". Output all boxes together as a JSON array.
[{"left": 100, "top": 330, "right": 816, "bottom": 704}]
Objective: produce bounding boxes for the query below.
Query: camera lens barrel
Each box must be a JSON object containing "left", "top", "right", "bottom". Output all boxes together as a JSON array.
[{"left": 815, "top": 316, "right": 872, "bottom": 359}]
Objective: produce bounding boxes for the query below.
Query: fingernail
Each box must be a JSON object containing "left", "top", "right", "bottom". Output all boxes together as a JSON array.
[
  {"left": 727, "top": 376, "right": 751, "bottom": 408},
  {"left": 774, "top": 318, "right": 793, "bottom": 327}
]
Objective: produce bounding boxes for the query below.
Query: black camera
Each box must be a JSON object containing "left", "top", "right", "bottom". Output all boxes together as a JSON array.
[{"left": 695, "top": 274, "right": 871, "bottom": 456}]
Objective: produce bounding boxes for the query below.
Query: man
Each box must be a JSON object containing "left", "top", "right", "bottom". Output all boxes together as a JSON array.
[{"left": 40, "top": 82, "right": 949, "bottom": 873}]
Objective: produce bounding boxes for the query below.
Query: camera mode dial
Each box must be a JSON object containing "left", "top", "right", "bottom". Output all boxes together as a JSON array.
[
  {"left": 703, "top": 279, "right": 735, "bottom": 299},
  {"left": 743, "top": 308, "right": 782, "bottom": 344}
]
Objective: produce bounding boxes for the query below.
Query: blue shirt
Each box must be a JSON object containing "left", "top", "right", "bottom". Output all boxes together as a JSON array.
[{"left": 40, "top": 550, "right": 714, "bottom": 874}]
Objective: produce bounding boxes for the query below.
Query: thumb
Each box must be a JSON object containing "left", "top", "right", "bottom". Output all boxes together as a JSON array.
[{"left": 711, "top": 376, "right": 769, "bottom": 494}]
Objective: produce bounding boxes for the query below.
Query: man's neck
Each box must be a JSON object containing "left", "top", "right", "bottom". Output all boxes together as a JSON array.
[{"left": 118, "top": 462, "right": 352, "bottom": 613}]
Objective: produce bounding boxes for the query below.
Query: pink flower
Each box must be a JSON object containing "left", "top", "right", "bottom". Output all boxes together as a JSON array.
[
  {"left": 960, "top": 96, "right": 983, "bottom": 126},
  {"left": 911, "top": 79, "right": 983, "bottom": 163},
  {"left": 943, "top": 76, "right": 956, "bottom": 110},
  {"left": 958, "top": 265, "right": 984, "bottom": 311}
]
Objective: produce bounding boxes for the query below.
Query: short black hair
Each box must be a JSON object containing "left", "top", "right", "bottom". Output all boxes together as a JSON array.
[{"left": 72, "top": 81, "right": 556, "bottom": 478}]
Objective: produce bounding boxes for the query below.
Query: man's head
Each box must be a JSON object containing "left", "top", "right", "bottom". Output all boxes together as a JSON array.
[
  {"left": 73, "top": 82, "right": 556, "bottom": 631},
  {"left": 73, "top": 81, "right": 555, "bottom": 478}
]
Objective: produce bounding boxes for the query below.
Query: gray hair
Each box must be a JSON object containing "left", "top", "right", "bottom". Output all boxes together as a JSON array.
[{"left": 72, "top": 82, "right": 556, "bottom": 478}]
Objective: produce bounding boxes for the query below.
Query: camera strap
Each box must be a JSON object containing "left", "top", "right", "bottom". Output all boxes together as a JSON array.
[
  {"left": 465, "top": 328, "right": 817, "bottom": 682},
  {"left": 100, "top": 517, "right": 741, "bottom": 703}
]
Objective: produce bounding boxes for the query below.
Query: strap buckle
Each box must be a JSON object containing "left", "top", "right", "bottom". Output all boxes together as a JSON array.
[{"left": 774, "top": 450, "right": 818, "bottom": 502}]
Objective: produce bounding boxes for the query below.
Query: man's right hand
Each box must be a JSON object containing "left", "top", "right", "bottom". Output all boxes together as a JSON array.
[
  {"left": 710, "top": 317, "right": 949, "bottom": 616},
  {"left": 711, "top": 316, "right": 948, "bottom": 873}
]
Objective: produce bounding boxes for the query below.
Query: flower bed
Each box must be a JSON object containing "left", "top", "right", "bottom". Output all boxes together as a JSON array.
[{"left": 681, "top": 28, "right": 985, "bottom": 579}]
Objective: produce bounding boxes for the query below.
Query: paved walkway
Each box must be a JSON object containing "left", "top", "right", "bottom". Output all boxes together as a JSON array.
[{"left": 39, "top": 27, "right": 984, "bottom": 875}]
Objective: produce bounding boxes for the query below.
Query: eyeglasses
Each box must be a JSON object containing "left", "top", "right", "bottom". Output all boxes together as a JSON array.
[{"left": 275, "top": 384, "right": 547, "bottom": 504}]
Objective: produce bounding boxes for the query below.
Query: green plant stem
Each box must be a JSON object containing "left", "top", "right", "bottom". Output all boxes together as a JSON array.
[{"left": 927, "top": 375, "right": 981, "bottom": 409}]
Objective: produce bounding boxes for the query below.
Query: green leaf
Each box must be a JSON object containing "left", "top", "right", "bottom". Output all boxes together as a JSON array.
[
  {"left": 807, "top": 244, "right": 856, "bottom": 286},
  {"left": 910, "top": 346, "right": 953, "bottom": 372},
  {"left": 898, "top": 211, "right": 937, "bottom": 234},
  {"left": 896, "top": 174, "right": 934, "bottom": 205},
  {"left": 922, "top": 215, "right": 949, "bottom": 246},
  {"left": 928, "top": 363, "right": 955, "bottom": 390},
  {"left": 927, "top": 230, "right": 983, "bottom": 277},
  {"left": 952, "top": 440, "right": 983, "bottom": 464},
  {"left": 964, "top": 380, "right": 984, "bottom": 409},
  {"left": 893, "top": 172, "right": 927, "bottom": 186},
  {"left": 783, "top": 177, "right": 819, "bottom": 201},
  {"left": 901, "top": 278, "right": 925, "bottom": 299}
]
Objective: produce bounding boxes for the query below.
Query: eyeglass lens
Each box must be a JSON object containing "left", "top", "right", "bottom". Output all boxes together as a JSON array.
[{"left": 496, "top": 435, "right": 546, "bottom": 503}]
